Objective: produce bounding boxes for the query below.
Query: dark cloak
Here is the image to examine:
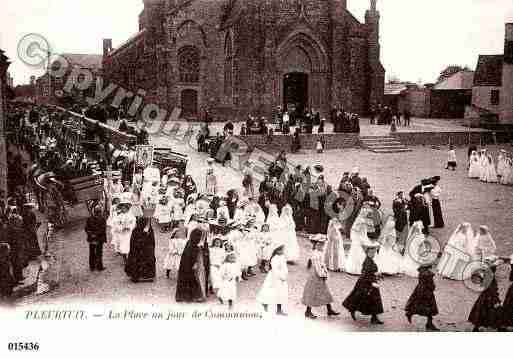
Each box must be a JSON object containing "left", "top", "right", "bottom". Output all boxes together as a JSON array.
[
  {"left": 125, "top": 220, "right": 156, "bottom": 281},
  {"left": 405, "top": 267, "right": 439, "bottom": 317},
  {"left": 175, "top": 228, "right": 210, "bottom": 303},
  {"left": 343, "top": 256, "right": 384, "bottom": 315}
]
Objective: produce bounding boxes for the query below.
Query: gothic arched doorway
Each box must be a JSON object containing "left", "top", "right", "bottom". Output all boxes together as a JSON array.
[
  {"left": 181, "top": 89, "right": 198, "bottom": 118},
  {"left": 283, "top": 72, "right": 308, "bottom": 115}
]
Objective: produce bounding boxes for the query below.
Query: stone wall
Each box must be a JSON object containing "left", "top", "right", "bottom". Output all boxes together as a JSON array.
[
  {"left": 235, "top": 133, "right": 360, "bottom": 153},
  {"left": 394, "top": 131, "right": 495, "bottom": 147}
]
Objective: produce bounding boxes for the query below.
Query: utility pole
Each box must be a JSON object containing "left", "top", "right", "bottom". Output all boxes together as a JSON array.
[{"left": 0, "top": 49, "right": 10, "bottom": 206}]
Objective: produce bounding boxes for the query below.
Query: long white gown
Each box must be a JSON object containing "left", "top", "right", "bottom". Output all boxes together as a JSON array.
[
  {"left": 437, "top": 223, "right": 475, "bottom": 280},
  {"left": 497, "top": 153, "right": 506, "bottom": 178},
  {"left": 484, "top": 156, "right": 498, "bottom": 183},
  {"left": 218, "top": 262, "right": 240, "bottom": 301},
  {"left": 344, "top": 212, "right": 371, "bottom": 275},
  {"left": 400, "top": 221, "right": 426, "bottom": 278},
  {"left": 256, "top": 254, "right": 288, "bottom": 305},
  {"left": 502, "top": 159, "right": 513, "bottom": 185},
  {"left": 375, "top": 218, "right": 402, "bottom": 275},
  {"left": 468, "top": 152, "right": 480, "bottom": 178},
  {"left": 479, "top": 153, "right": 488, "bottom": 181},
  {"left": 266, "top": 205, "right": 284, "bottom": 248},
  {"left": 112, "top": 211, "right": 136, "bottom": 255},
  {"left": 324, "top": 219, "right": 346, "bottom": 272},
  {"left": 280, "top": 205, "right": 300, "bottom": 262}
]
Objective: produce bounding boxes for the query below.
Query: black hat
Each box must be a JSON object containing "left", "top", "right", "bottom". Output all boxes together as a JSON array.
[{"left": 421, "top": 179, "right": 431, "bottom": 186}]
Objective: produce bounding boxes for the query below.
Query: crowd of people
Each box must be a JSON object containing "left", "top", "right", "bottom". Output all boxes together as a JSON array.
[
  {"left": 468, "top": 147, "right": 513, "bottom": 185},
  {"left": 78, "top": 139, "right": 513, "bottom": 331},
  {"left": 2, "top": 102, "right": 513, "bottom": 332}
]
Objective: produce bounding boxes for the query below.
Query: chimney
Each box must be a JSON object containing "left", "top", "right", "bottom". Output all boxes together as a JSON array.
[
  {"left": 505, "top": 23, "right": 513, "bottom": 64},
  {"left": 103, "top": 38, "right": 113, "bottom": 57}
]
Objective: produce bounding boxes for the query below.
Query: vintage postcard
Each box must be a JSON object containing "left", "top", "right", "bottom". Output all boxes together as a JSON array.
[{"left": 0, "top": 0, "right": 512, "bottom": 356}]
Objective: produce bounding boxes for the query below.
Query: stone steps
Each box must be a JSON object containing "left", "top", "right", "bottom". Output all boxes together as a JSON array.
[{"left": 360, "top": 135, "right": 412, "bottom": 153}]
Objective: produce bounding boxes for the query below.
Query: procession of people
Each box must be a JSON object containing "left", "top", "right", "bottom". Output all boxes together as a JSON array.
[{"left": 1, "top": 102, "right": 513, "bottom": 333}]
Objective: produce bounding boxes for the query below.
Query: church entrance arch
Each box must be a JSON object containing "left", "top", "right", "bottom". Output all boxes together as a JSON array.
[
  {"left": 276, "top": 30, "right": 329, "bottom": 117},
  {"left": 283, "top": 72, "right": 308, "bottom": 116}
]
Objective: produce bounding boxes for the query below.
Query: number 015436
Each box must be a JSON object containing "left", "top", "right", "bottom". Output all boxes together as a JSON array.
[{"left": 7, "top": 342, "right": 40, "bottom": 351}]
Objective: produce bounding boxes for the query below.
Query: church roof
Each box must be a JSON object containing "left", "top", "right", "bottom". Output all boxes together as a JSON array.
[
  {"left": 108, "top": 29, "right": 146, "bottom": 58},
  {"left": 60, "top": 53, "right": 103, "bottom": 70},
  {"left": 474, "top": 55, "right": 503, "bottom": 87}
]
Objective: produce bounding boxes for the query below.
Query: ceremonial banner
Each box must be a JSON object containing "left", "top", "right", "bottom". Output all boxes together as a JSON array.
[{"left": 135, "top": 145, "right": 154, "bottom": 169}]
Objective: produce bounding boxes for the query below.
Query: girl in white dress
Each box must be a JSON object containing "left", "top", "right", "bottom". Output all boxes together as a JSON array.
[
  {"left": 209, "top": 237, "right": 226, "bottom": 292},
  {"left": 324, "top": 217, "right": 345, "bottom": 272},
  {"left": 468, "top": 151, "right": 480, "bottom": 178},
  {"left": 163, "top": 219, "right": 187, "bottom": 278},
  {"left": 107, "top": 196, "right": 120, "bottom": 248},
  {"left": 237, "top": 228, "right": 258, "bottom": 279},
  {"left": 345, "top": 207, "right": 373, "bottom": 275},
  {"left": 400, "top": 221, "right": 426, "bottom": 278},
  {"left": 257, "top": 224, "right": 273, "bottom": 273},
  {"left": 280, "top": 204, "right": 300, "bottom": 263},
  {"left": 497, "top": 150, "right": 507, "bottom": 181},
  {"left": 112, "top": 202, "right": 136, "bottom": 261},
  {"left": 375, "top": 217, "right": 402, "bottom": 275},
  {"left": 256, "top": 244, "right": 288, "bottom": 315},
  {"left": 217, "top": 253, "right": 240, "bottom": 309},
  {"left": 503, "top": 157, "right": 513, "bottom": 185},
  {"left": 154, "top": 196, "right": 172, "bottom": 232},
  {"left": 266, "top": 204, "right": 283, "bottom": 247},
  {"left": 484, "top": 155, "right": 498, "bottom": 183},
  {"left": 437, "top": 222, "right": 475, "bottom": 280},
  {"left": 479, "top": 150, "right": 489, "bottom": 182},
  {"left": 473, "top": 225, "right": 497, "bottom": 263}
]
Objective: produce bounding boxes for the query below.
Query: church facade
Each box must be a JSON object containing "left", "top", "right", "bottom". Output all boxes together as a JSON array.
[{"left": 102, "top": 0, "right": 385, "bottom": 120}]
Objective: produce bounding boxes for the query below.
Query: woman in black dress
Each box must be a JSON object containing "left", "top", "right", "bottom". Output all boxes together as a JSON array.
[
  {"left": 468, "top": 257, "right": 503, "bottom": 331},
  {"left": 175, "top": 228, "right": 210, "bottom": 303},
  {"left": 405, "top": 262, "right": 440, "bottom": 331},
  {"left": 343, "top": 242, "right": 384, "bottom": 325},
  {"left": 125, "top": 217, "right": 156, "bottom": 283},
  {"left": 430, "top": 176, "right": 444, "bottom": 228}
]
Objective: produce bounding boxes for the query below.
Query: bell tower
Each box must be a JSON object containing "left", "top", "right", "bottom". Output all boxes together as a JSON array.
[{"left": 365, "top": 0, "right": 384, "bottom": 110}]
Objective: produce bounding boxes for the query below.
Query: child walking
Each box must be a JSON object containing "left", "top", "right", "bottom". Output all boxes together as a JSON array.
[
  {"left": 163, "top": 219, "right": 188, "bottom": 278},
  {"left": 405, "top": 262, "right": 440, "bottom": 331},
  {"left": 446, "top": 145, "right": 457, "bottom": 170},
  {"left": 217, "top": 253, "right": 240, "bottom": 309},
  {"left": 209, "top": 238, "right": 226, "bottom": 294},
  {"left": 256, "top": 244, "right": 288, "bottom": 316},
  {"left": 343, "top": 241, "right": 384, "bottom": 325},
  {"left": 302, "top": 238, "right": 340, "bottom": 319}
]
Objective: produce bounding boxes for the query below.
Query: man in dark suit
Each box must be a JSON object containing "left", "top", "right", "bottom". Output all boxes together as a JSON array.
[{"left": 85, "top": 206, "right": 107, "bottom": 271}]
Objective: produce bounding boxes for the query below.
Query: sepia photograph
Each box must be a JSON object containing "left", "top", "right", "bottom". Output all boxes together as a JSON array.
[{"left": 0, "top": 0, "right": 513, "bottom": 356}]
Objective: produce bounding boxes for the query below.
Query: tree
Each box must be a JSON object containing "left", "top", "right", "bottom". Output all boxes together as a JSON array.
[{"left": 437, "top": 65, "right": 471, "bottom": 83}]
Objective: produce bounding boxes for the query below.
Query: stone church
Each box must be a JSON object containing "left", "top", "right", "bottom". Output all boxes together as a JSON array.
[{"left": 102, "top": 0, "right": 385, "bottom": 120}]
